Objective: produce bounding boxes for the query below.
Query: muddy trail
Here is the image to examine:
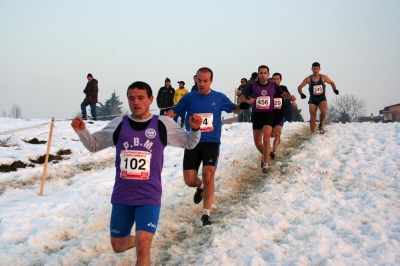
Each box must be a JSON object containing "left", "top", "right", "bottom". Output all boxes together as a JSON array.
[{"left": 152, "top": 124, "right": 312, "bottom": 265}]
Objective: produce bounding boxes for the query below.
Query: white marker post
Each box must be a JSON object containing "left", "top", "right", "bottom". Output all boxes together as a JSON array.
[{"left": 39, "top": 117, "right": 55, "bottom": 196}]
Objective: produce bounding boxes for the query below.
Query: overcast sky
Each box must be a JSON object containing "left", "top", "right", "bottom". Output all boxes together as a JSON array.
[{"left": 1, "top": 0, "right": 399, "bottom": 120}]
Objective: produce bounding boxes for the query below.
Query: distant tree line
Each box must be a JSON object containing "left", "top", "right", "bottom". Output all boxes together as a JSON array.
[{"left": 2, "top": 104, "right": 23, "bottom": 119}]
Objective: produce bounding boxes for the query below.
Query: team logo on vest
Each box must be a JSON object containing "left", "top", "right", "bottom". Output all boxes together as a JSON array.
[
  {"left": 261, "top": 90, "right": 268, "bottom": 96},
  {"left": 145, "top": 128, "right": 156, "bottom": 139}
]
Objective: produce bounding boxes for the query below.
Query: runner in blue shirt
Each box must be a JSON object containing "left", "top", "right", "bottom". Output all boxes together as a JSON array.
[{"left": 166, "top": 67, "right": 251, "bottom": 226}]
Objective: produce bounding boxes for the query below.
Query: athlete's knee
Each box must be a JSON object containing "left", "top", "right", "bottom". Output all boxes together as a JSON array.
[
  {"left": 262, "top": 134, "right": 271, "bottom": 144},
  {"left": 183, "top": 176, "right": 198, "bottom": 187},
  {"left": 111, "top": 239, "right": 127, "bottom": 253}
]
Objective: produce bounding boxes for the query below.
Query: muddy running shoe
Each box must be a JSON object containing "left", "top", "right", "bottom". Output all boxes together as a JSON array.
[
  {"left": 270, "top": 151, "right": 275, "bottom": 159},
  {"left": 194, "top": 188, "right": 204, "bottom": 204},
  {"left": 201, "top": 215, "right": 213, "bottom": 226},
  {"left": 319, "top": 123, "right": 325, "bottom": 134},
  {"left": 262, "top": 163, "right": 269, "bottom": 173}
]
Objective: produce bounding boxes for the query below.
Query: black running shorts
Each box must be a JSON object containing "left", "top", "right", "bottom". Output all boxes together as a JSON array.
[
  {"left": 252, "top": 111, "right": 274, "bottom": 130},
  {"left": 183, "top": 142, "right": 220, "bottom": 170},
  {"left": 273, "top": 115, "right": 285, "bottom": 127}
]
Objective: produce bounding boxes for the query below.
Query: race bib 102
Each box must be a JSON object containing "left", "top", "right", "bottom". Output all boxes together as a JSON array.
[{"left": 120, "top": 150, "right": 151, "bottom": 180}]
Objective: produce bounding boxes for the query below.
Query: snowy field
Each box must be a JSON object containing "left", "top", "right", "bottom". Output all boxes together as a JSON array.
[{"left": 0, "top": 117, "right": 399, "bottom": 265}]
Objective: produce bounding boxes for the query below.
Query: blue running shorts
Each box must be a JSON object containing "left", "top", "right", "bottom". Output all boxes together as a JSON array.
[{"left": 110, "top": 204, "right": 160, "bottom": 237}]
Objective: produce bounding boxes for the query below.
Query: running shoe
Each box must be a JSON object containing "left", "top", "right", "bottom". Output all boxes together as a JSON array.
[
  {"left": 201, "top": 215, "right": 213, "bottom": 226},
  {"left": 319, "top": 123, "right": 325, "bottom": 134},
  {"left": 262, "top": 163, "right": 269, "bottom": 173},
  {"left": 270, "top": 151, "right": 275, "bottom": 159},
  {"left": 194, "top": 188, "right": 204, "bottom": 204}
]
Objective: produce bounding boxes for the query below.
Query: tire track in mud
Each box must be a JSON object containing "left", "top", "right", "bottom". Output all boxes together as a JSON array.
[{"left": 152, "top": 124, "right": 312, "bottom": 265}]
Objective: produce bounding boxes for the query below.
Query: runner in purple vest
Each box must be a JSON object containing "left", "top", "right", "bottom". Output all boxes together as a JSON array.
[
  {"left": 71, "top": 81, "right": 202, "bottom": 265},
  {"left": 240, "top": 65, "right": 296, "bottom": 173}
]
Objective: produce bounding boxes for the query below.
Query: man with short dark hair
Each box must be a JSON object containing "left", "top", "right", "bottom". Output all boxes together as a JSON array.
[
  {"left": 71, "top": 81, "right": 202, "bottom": 265},
  {"left": 236, "top": 78, "right": 248, "bottom": 122},
  {"left": 156, "top": 78, "right": 175, "bottom": 115},
  {"left": 81, "top": 73, "right": 98, "bottom": 120},
  {"left": 191, "top": 75, "right": 198, "bottom": 92},
  {"left": 166, "top": 67, "right": 251, "bottom": 226},
  {"left": 240, "top": 66, "right": 296, "bottom": 173},
  {"left": 298, "top": 62, "right": 338, "bottom": 134},
  {"left": 270, "top": 73, "right": 297, "bottom": 159}
]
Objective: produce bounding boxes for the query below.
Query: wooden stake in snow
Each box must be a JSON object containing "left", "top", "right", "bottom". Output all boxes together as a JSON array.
[
  {"left": 39, "top": 117, "right": 55, "bottom": 196},
  {"left": 233, "top": 88, "right": 236, "bottom": 120}
]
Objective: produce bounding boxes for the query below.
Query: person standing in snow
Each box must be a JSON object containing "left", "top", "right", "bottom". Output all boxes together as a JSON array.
[
  {"left": 156, "top": 77, "right": 175, "bottom": 115},
  {"left": 191, "top": 74, "right": 198, "bottom": 92},
  {"left": 71, "top": 81, "right": 202, "bottom": 265},
  {"left": 298, "top": 62, "right": 338, "bottom": 134},
  {"left": 166, "top": 67, "right": 251, "bottom": 226},
  {"left": 236, "top": 77, "right": 248, "bottom": 122},
  {"left": 81, "top": 73, "right": 98, "bottom": 120},
  {"left": 173, "top": 81, "right": 189, "bottom": 127}
]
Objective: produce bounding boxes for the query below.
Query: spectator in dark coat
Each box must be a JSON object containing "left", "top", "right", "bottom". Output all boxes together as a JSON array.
[
  {"left": 81, "top": 73, "right": 98, "bottom": 120},
  {"left": 240, "top": 72, "right": 258, "bottom": 122},
  {"left": 156, "top": 77, "right": 175, "bottom": 115},
  {"left": 236, "top": 78, "right": 247, "bottom": 122},
  {"left": 191, "top": 75, "right": 198, "bottom": 92}
]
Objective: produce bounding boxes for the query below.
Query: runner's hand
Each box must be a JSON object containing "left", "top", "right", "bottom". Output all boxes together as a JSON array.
[
  {"left": 188, "top": 114, "right": 202, "bottom": 130},
  {"left": 334, "top": 89, "right": 339, "bottom": 95},
  {"left": 71, "top": 116, "right": 86, "bottom": 131},
  {"left": 301, "top": 93, "right": 307, "bottom": 99},
  {"left": 239, "top": 102, "right": 250, "bottom": 109}
]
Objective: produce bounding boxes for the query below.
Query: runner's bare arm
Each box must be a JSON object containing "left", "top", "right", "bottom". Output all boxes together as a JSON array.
[
  {"left": 165, "top": 109, "right": 177, "bottom": 118},
  {"left": 232, "top": 105, "right": 243, "bottom": 114},
  {"left": 232, "top": 98, "right": 254, "bottom": 114},
  {"left": 298, "top": 77, "right": 309, "bottom": 94},
  {"left": 238, "top": 94, "right": 247, "bottom": 103},
  {"left": 281, "top": 92, "right": 296, "bottom": 102},
  {"left": 323, "top": 75, "right": 337, "bottom": 90}
]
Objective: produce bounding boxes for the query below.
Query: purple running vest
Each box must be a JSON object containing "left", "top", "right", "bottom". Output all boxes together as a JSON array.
[
  {"left": 111, "top": 115, "right": 165, "bottom": 207},
  {"left": 252, "top": 82, "right": 277, "bottom": 112}
]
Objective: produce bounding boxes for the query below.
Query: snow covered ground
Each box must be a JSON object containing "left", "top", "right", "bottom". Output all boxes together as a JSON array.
[{"left": 0, "top": 117, "right": 399, "bottom": 265}]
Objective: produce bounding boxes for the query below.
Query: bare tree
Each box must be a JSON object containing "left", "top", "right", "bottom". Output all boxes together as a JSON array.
[
  {"left": 329, "top": 95, "right": 366, "bottom": 122},
  {"left": 9, "top": 104, "right": 23, "bottom": 118},
  {"left": 325, "top": 105, "right": 340, "bottom": 124},
  {"left": 2, "top": 104, "right": 23, "bottom": 118}
]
